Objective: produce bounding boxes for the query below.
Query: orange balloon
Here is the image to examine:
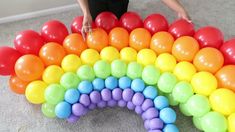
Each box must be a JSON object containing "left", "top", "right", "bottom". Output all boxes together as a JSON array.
[
  {"left": 150, "top": 31, "right": 174, "bottom": 54},
  {"left": 15, "top": 55, "right": 45, "bottom": 81},
  {"left": 39, "top": 42, "right": 66, "bottom": 66},
  {"left": 193, "top": 47, "right": 224, "bottom": 73},
  {"left": 63, "top": 33, "right": 87, "bottom": 56},
  {"left": 109, "top": 27, "right": 129, "bottom": 50},
  {"left": 216, "top": 65, "right": 235, "bottom": 92},
  {"left": 9, "top": 75, "right": 29, "bottom": 94},
  {"left": 172, "top": 36, "right": 199, "bottom": 62},
  {"left": 86, "top": 28, "right": 109, "bottom": 52},
  {"left": 129, "top": 28, "right": 151, "bottom": 51}
]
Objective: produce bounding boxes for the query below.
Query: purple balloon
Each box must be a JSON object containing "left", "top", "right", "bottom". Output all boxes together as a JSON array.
[
  {"left": 67, "top": 114, "right": 80, "bottom": 123},
  {"left": 148, "top": 130, "right": 162, "bottom": 132},
  {"left": 72, "top": 103, "right": 87, "bottom": 116},
  {"left": 112, "top": 88, "right": 123, "bottom": 101},
  {"left": 90, "top": 91, "right": 101, "bottom": 104},
  {"left": 127, "top": 101, "right": 135, "bottom": 110},
  {"left": 79, "top": 94, "right": 91, "bottom": 107},
  {"left": 122, "top": 89, "right": 134, "bottom": 102},
  {"left": 144, "top": 120, "right": 150, "bottom": 130},
  {"left": 107, "top": 100, "right": 117, "bottom": 107},
  {"left": 101, "top": 89, "right": 112, "bottom": 101},
  {"left": 149, "top": 118, "right": 164, "bottom": 130},
  {"left": 132, "top": 93, "right": 145, "bottom": 106},
  {"left": 142, "top": 107, "right": 159, "bottom": 120},
  {"left": 118, "top": 100, "right": 127, "bottom": 107},
  {"left": 135, "top": 106, "right": 143, "bottom": 115},
  {"left": 88, "top": 103, "right": 96, "bottom": 110},
  {"left": 142, "top": 99, "right": 154, "bottom": 111},
  {"left": 97, "top": 101, "right": 107, "bottom": 108}
]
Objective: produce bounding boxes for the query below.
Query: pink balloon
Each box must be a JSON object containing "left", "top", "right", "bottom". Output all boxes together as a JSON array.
[
  {"left": 144, "top": 14, "right": 168, "bottom": 35},
  {"left": 95, "top": 12, "right": 119, "bottom": 33},
  {"left": 220, "top": 38, "right": 235, "bottom": 65},
  {"left": 71, "top": 16, "right": 96, "bottom": 33},
  {"left": 119, "top": 12, "right": 143, "bottom": 32}
]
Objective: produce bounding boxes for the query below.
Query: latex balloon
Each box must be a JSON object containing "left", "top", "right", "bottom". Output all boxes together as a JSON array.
[
  {"left": 194, "top": 26, "right": 224, "bottom": 49},
  {"left": 109, "top": 27, "right": 129, "bottom": 50},
  {"left": 144, "top": 14, "right": 168, "bottom": 34},
  {"left": 45, "top": 84, "right": 65, "bottom": 105},
  {"left": 63, "top": 33, "right": 87, "bottom": 56},
  {"left": 158, "top": 72, "right": 178, "bottom": 93},
  {"left": 100, "top": 46, "right": 120, "bottom": 62},
  {"left": 173, "top": 61, "right": 196, "bottom": 82},
  {"left": 42, "top": 65, "right": 64, "bottom": 84},
  {"left": 228, "top": 113, "right": 235, "bottom": 132},
  {"left": 150, "top": 31, "right": 174, "bottom": 54},
  {"left": 93, "top": 60, "right": 111, "bottom": 79},
  {"left": 41, "top": 102, "right": 56, "bottom": 118},
  {"left": 120, "top": 47, "right": 137, "bottom": 63},
  {"left": 39, "top": 42, "right": 66, "bottom": 66},
  {"left": 9, "top": 75, "right": 29, "bottom": 94},
  {"left": 215, "top": 65, "right": 235, "bottom": 92},
  {"left": 193, "top": 47, "right": 224, "bottom": 73},
  {"left": 172, "top": 81, "right": 193, "bottom": 103},
  {"left": 60, "top": 72, "right": 80, "bottom": 89},
  {"left": 71, "top": 16, "right": 96, "bottom": 33},
  {"left": 137, "top": 49, "right": 157, "bottom": 66},
  {"left": 86, "top": 28, "right": 109, "bottom": 52},
  {"left": 155, "top": 53, "right": 176, "bottom": 72},
  {"left": 127, "top": 62, "right": 143, "bottom": 79},
  {"left": 77, "top": 65, "right": 95, "bottom": 81},
  {"left": 80, "top": 49, "right": 100, "bottom": 66},
  {"left": 193, "top": 116, "right": 203, "bottom": 131},
  {"left": 61, "top": 54, "right": 82, "bottom": 72},
  {"left": 15, "top": 55, "right": 44, "bottom": 81},
  {"left": 142, "top": 65, "right": 161, "bottom": 85},
  {"left": 220, "top": 38, "right": 235, "bottom": 65},
  {"left": 119, "top": 12, "right": 143, "bottom": 32},
  {"left": 111, "top": 59, "right": 127, "bottom": 78},
  {"left": 0, "top": 46, "right": 21, "bottom": 75},
  {"left": 95, "top": 12, "right": 119, "bottom": 32},
  {"left": 14, "top": 30, "right": 45, "bottom": 55},
  {"left": 129, "top": 28, "right": 151, "bottom": 51},
  {"left": 41, "top": 20, "right": 69, "bottom": 44},
  {"left": 172, "top": 36, "right": 199, "bottom": 61},
  {"left": 168, "top": 19, "right": 195, "bottom": 38}
]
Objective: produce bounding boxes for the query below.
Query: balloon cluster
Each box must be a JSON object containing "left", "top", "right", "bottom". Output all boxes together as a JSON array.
[{"left": 1, "top": 11, "right": 235, "bottom": 132}]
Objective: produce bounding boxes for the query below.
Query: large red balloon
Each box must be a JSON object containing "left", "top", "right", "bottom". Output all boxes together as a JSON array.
[
  {"left": 119, "top": 12, "right": 143, "bottom": 32},
  {"left": 71, "top": 16, "right": 96, "bottom": 33},
  {"left": 95, "top": 12, "right": 119, "bottom": 33},
  {"left": 41, "top": 20, "right": 69, "bottom": 44},
  {"left": 14, "top": 30, "right": 45, "bottom": 55},
  {"left": 0, "top": 47, "right": 21, "bottom": 76},
  {"left": 194, "top": 26, "right": 224, "bottom": 49},
  {"left": 144, "top": 14, "right": 168, "bottom": 35},
  {"left": 168, "top": 19, "right": 195, "bottom": 38},
  {"left": 220, "top": 38, "right": 235, "bottom": 65}
]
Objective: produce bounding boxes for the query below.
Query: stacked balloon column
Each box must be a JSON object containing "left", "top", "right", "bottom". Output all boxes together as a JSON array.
[{"left": 1, "top": 11, "right": 235, "bottom": 132}]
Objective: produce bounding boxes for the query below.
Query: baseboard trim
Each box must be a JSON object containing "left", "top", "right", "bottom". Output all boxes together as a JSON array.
[{"left": 0, "top": 4, "right": 78, "bottom": 24}]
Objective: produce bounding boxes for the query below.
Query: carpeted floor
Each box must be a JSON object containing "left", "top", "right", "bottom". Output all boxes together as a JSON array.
[{"left": 0, "top": 0, "right": 234, "bottom": 132}]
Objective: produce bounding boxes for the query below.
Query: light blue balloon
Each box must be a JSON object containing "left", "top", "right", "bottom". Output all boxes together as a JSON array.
[
  {"left": 64, "top": 89, "right": 80, "bottom": 104},
  {"left": 143, "top": 86, "right": 158, "bottom": 99},
  {"left": 131, "top": 78, "right": 145, "bottom": 92},
  {"left": 55, "top": 101, "right": 71, "bottom": 119},
  {"left": 163, "top": 124, "right": 179, "bottom": 132},
  {"left": 92, "top": 78, "right": 105, "bottom": 91},
  {"left": 119, "top": 76, "right": 132, "bottom": 90},
  {"left": 154, "top": 96, "right": 169, "bottom": 110},
  {"left": 78, "top": 81, "right": 93, "bottom": 94},
  {"left": 105, "top": 76, "right": 118, "bottom": 90},
  {"left": 160, "top": 107, "right": 177, "bottom": 124}
]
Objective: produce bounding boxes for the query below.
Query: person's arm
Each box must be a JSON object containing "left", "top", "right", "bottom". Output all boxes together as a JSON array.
[
  {"left": 161, "top": 0, "right": 191, "bottom": 22},
  {"left": 77, "top": 0, "right": 93, "bottom": 39}
]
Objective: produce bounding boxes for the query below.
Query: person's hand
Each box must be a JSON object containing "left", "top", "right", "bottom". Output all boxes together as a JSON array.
[
  {"left": 177, "top": 10, "right": 192, "bottom": 23},
  {"left": 82, "top": 13, "right": 93, "bottom": 40}
]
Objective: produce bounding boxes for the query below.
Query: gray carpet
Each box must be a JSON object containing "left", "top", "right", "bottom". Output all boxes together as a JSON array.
[{"left": 0, "top": 0, "right": 234, "bottom": 132}]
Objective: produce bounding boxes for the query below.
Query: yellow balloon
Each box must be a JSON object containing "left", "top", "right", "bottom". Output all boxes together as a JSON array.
[
  {"left": 81, "top": 49, "right": 100, "bottom": 65},
  {"left": 61, "top": 54, "right": 82, "bottom": 72},
  {"left": 43, "top": 65, "right": 64, "bottom": 84},
  {"left": 120, "top": 47, "right": 137, "bottom": 63},
  {"left": 100, "top": 46, "right": 120, "bottom": 62},
  {"left": 25, "top": 80, "right": 48, "bottom": 104},
  {"left": 209, "top": 88, "right": 235, "bottom": 116},
  {"left": 228, "top": 113, "right": 235, "bottom": 132},
  {"left": 191, "top": 71, "right": 217, "bottom": 96},
  {"left": 173, "top": 61, "right": 196, "bottom": 82},
  {"left": 137, "top": 49, "right": 157, "bottom": 66},
  {"left": 155, "top": 53, "right": 176, "bottom": 72}
]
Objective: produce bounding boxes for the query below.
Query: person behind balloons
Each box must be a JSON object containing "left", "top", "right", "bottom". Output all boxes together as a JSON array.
[{"left": 77, "top": 0, "right": 191, "bottom": 37}]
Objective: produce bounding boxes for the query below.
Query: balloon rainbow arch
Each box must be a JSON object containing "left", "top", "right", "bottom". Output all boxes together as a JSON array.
[{"left": 1, "top": 11, "right": 235, "bottom": 132}]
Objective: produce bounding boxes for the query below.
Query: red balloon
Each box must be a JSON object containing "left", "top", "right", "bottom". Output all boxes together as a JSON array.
[
  {"left": 95, "top": 12, "right": 119, "bottom": 33},
  {"left": 41, "top": 20, "right": 69, "bottom": 44},
  {"left": 119, "top": 12, "right": 143, "bottom": 32},
  {"left": 168, "top": 19, "right": 195, "bottom": 38},
  {"left": 194, "top": 26, "right": 224, "bottom": 49},
  {"left": 0, "top": 47, "right": 21, "bottom": 76},
  {"left": 144, "top": 14, "right": 168, "bottom": 35},
  {"left": 14, "top": 30, "right": 45, "bottom": 55},
  {"left": 220, "top": 38, "right": 235, "bottom": 65},
  {"left": 71, "top": 16, "right": 96, "bottom": 33}
]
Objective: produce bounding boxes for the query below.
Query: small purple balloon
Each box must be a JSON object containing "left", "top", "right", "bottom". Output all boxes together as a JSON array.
[
  {"left": 88, "top": 103, "right": 96, "bottom": 110},
  {"left": 132, "top": 93, "right": 145, "bottom": 106},
  {"left": 67, "top": 114, "right": 80, "bottom": 123},
  {"left": 144, "top": 120, "right": 150, "bottom": 130},
  {"left": 97, "top": 101, "right": 107, "bottom": 108},
  {"left": 142, "top": 99, "right": 154, "bottom": 111},
  {"left": 90, "top": 91, "right": 101, "bottom": 104},
  {"left": 79, "top": 94, "right": 91, "bottom": 107},
  {"left": 122, "top": 89, "right": 134, "bottom": 102},
  {"left": 72, "top": 103, "right": 88, "bottom": 116},
  {"left": 135, "top": 106, "right": 143, "bottom": 115},
  {"left": 127, "top": 101, "right": 135, "bottom": 110},
  {"left": 149, "top": 118, "right": 164, "bottom": 130},
  {"left": 148, "top": 130, "right": 162, "bottom": 132},
  {"left": 118, "top": 100, "right": 127, "bottom": 107},
  {"left": 107, "top": 100, "right": 117, "bottom": 107},
  {"left": 101, "top": 89, "right": 112, "bottom": 101},
  {"left": 112, "top": 88, "right": 123, "bottom": 101},
  {"left": 142, "top": 107, "right": 159, "bottom": 120}
]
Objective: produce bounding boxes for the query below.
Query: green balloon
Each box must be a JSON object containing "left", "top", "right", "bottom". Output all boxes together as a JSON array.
[
  {"left": 93, "top": 60, "right": 111, "bottom": 79},
  {"left": 111, "top": 59, "right": 127, "bottom": 78},
  {"left": 201, "top": 112, "right": 228, "bottom": 132},
  {"left": 142, "top": 65, "right": 161, "bottom": 85},
  {"left": 45, "top": 84, "right": 65, "bottom": 105},
  {"left": 77, "top": 65, "right": 95, "bottom": 81},
  {"left": 185, "top": 94, "right": 211, "bottom": 117},
  {"left": 179, "top": 103, "right": 191, "bottom": 116},
  {"left": 127, "top": 62, "right": 143, "bottom": 79},
  {"left": 172, "top": 81, "right": 194, "bottom": 103},
  {"left": 60, "top": 72, "right": 80, "bottom": 89},
  {"left": 166, "top": 93, "right": 179, "bottom": 106},
  {"left": 41, "top": 102, "right": 56, "bottom": 118},
  {"left": 158, "top": 72, "right": 178, "bottom": 93},
  {"left": 193, "top": 116, "right": 203, "bottom": 131}
]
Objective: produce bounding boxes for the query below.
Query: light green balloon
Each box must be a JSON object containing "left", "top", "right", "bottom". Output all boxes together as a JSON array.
[
  {"left": 142, "top": 65, "right": 161, "bottom": 85},
  {"left": 45, "top": 84, "right": 65, "bottom": 105},
  {"left": 41, "top": 102, "right": 56, "bottom": 118},
  {"left": 166, "top": 93, "right": 179, "bottom": 106},
  {"left": 158, "top": 72, "right": 178, "bottom": 93},
  {"left": 172, "top": 81, "right": 194, "bottom": 103},
  {"left": 60, "top": 72, "right": 80, "bottom": 89},
  {"left": 201, "top": 112, "right": 228, "bottom": 132},
  {"left": 193, "top": 116, "right": 203, "bottom": 131},
  {"left": 111, "top": 59, "right": 127, "bottom": 78},
  {"left": 127, "top": 62, "right": 143, "bottom": 79},
  {"left": 185, "top": 94, "right": 211, "bottom": 117},
  {"left": 77, "top": 65, "right": 95, "bottom": 81},
  {"left": 179, "top": 103, "right": 191, "bottom": 116},
  {"left": 93, "top": 60, "right": 111, "bottom": 79}
]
